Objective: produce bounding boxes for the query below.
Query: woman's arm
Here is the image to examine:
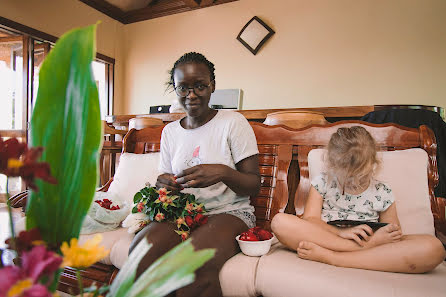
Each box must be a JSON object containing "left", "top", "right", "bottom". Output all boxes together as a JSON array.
[{"left": 175, "top": 154, "right": 261, "bottom": 196}]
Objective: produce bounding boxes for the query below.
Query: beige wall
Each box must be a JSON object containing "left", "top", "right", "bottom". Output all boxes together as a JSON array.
[
  {"left": 1, "top": 0, "right": 126, "bottom": 112},
  {"left": 122, "top": 0, "right": 446, "bottom": 114}
]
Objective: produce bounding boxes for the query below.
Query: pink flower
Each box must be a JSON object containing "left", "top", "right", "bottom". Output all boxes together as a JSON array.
[
  {"left": 185, "top": 202, "right": 194, "bottom": 214},
  {"left": 158, "top": 188, "right": 168, "bottom": 196},
  {"left": 155, "top": 212, "right": 165, "bottom": 222},
  {"left": 158, "top": 195, "right": 167, "bottom": 203},
  {"left": 0, "top": 246, "right": 60, "bottom": 297},
  {"left": 21, "top": 245, "right": 62, "bottom": 281},
  {"left": 137, "top": 202, "right": 145, "bottom": 212},
  {"left": 176, "top": 217, "right": 185, "bottom": 227}
]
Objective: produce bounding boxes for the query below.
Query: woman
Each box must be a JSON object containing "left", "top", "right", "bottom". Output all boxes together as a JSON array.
[{"left": 130, "top": 52, "right": 261, "bottom": 297}]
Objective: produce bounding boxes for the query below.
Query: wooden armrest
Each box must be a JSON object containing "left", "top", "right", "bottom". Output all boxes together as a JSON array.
[
  {"left": 8, "top": 190, "right": 29, "bottom": 209},
  {"left": 433, "top": 196, "right": 446, "bottom": 245},
  {"left": 97, "top": 178, "right": 113, "bottom": 192}
]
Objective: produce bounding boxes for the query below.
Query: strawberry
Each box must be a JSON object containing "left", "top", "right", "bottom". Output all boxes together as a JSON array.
[
  {"left": 241, "top": 232, "right": 259, "bottom": 241},
  {"left": 257, "top": 229, "right": 273, "bottom": 240}
]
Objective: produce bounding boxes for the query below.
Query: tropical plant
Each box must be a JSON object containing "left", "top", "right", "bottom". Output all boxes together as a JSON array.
[
  {"left": 26, "top": 24, "right": 103, "bottom": 246},
  {"left": 0, "top": 24, "right": 214, "bottom": 297}
]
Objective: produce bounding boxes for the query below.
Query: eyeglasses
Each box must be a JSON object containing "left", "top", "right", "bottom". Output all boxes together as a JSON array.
[{"left": 174, "top": 81, "right": 213, "bottom": 97}]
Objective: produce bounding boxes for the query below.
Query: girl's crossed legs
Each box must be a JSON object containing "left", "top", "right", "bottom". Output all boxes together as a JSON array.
[{"left": 271, "top": 213, "right": 445, "bottom": 273}]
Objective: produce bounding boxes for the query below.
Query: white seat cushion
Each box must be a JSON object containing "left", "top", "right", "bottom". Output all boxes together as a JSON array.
[
  {"left": 79, "top": 227, "right": 134, "bottom": 268},
  {"left": 256, "top": 244, "right": 446, "bottom": 297},
  {"left": 308, "top": 148, "right": 435, "bottom": 235},
  {"left": 107, "top": 152, "right": 161, "bottom": 205},
  {"left": 220, "top": 252, "right": 261, "bottom": 297}
]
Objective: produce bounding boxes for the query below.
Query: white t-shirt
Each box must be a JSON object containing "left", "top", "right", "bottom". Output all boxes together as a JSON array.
[
  {"left": 159, "top": 110, "right": 259, "bottom": 214},
  {"left": 311, "top": 173, "right": 395, "bottom": 222}
]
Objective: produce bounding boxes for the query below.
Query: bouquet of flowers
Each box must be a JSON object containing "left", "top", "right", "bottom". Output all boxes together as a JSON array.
[{"left": 132, "top": 187, "right": 208, "bottom": 240}]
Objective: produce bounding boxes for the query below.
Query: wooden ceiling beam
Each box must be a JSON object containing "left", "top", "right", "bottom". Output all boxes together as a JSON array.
[
  {"left": 79, "top": 0, "right": 240, "bottom": 24},
  {"left": 79, "top": 0, "right": 126, "bottom": 23},
  {"left": 200, "top": 0, "right": 214, "bottom": 6},
  {"left": 182, "top": 0, "right": 199, "bottom": 8}
]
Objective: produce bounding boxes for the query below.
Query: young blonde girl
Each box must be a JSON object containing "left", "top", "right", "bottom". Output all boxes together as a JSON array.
[{"left": 271, "top": 126, "right": 445, "bottom": 273}]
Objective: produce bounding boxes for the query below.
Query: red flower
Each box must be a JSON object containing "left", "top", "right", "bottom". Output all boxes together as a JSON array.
[
  {"left": 185, "top": 216, "right": 194, "bottom": 228},
  {"left": 194, "top": 213, "right": 208, "bottom": 226},
  {"left": 6, "top": 228, "right": 44, "bottom": 253},
  {"left": 181, "top": 232, "right": 189, "bottom": 241},
  {"left": 137, "top": 202, "right": 145, "bottom": 212},
  {"left": 0, "top": 137, "right": 57, "bottom": 191}
]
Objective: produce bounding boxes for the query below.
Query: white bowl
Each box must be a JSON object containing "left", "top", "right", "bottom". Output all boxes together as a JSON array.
[{"left": 236, "top": 234, "right": 275, "bottom": 257}]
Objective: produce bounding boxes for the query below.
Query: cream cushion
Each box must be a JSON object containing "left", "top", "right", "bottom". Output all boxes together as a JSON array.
[
  {"left": 79, "top": 227, "right": 134, "bottom": 268},
  {"left": 256, "top": 243, "right": 446, "bottom": 297},
  {"left": 107, "top": 152, "right": 161, "bottom": 205},
  {"left": 219, "top": 253, "right": 261, "bottom": 297},
  {"left": 308, "top": 148, "right": 435, "bottom": 235},
  {"left": 81, "top": 152, "right": 160, "bottom": 268}
]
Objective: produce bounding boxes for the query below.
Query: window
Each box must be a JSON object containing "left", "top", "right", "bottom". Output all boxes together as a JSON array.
[{"left": 0, "top": 18, "right": 115, "bottom": 198}]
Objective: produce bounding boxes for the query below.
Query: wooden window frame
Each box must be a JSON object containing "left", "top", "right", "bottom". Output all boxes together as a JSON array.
[{"left": 0, "top": 16, "right": 115, "bottom": 130}]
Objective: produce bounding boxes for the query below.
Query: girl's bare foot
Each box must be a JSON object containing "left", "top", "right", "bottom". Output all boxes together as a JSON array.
[
  {"left": 297, "top": 241, "right": 334, "bottom": 264},
  {"left": 366, "top": 224, "right": 402, "bottom": 248}
]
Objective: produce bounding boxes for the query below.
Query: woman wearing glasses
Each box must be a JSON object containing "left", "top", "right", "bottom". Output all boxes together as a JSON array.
[{"left": 131, "top": 52, "right": 261, "bottom": 297}]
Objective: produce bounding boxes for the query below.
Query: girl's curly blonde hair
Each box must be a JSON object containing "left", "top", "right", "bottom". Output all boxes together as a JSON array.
[{"left": 326, "top": 126, "right": 379, "bottom": 193}]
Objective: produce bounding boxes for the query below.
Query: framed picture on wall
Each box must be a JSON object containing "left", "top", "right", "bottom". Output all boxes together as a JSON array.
[{"left": 237, "top": 16, "right": 275, "bottom": 55}]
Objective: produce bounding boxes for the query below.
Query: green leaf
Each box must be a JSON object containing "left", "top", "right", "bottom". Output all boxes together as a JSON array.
[
  {"left": 108, "top": 237, "right": 153, "bottom": 297},
  {"left": 26, "top": 24, "right": 102, "bottom": 245},
  {"left": 134, "top": 192, "right": 143, "bottom": 203},
  {"left": 126, "top": 239, "right": 215, "bottom": 297}
]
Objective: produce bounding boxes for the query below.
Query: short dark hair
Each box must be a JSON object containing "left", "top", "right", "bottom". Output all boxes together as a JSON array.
[{"left": 166, "top": 52, "right": 215, "bottom": 91}]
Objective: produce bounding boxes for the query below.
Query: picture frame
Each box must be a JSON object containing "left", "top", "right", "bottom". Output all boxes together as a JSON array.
[{"left": 236, "top": 16, "right": 275, "bottom": 55}]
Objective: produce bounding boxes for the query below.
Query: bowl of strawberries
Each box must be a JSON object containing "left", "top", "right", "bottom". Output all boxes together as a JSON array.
[{"left": 236, "top": 226, "right": 275, "bottom": 257}]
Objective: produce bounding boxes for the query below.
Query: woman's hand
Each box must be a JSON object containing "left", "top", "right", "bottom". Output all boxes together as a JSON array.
[
  {"left": 338, "top": 225, "right": 374, "bottom": 246},
  {"left": 175, "top": 164, "right": 228, "bottom": 188},
  {"left": 156, "top": 173, "right": 183, "bottom": 193}
]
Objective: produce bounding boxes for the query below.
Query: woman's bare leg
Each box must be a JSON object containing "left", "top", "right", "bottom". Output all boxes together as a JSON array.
[
  {"left": 271, "top": 213, "right": 401, "bottom": 252},
  {"left": 129, "top": 214, "right": 247, "bottom": 297},
  {"left": 297, "top": 234, "right": 445, "bottom": 273},
  {"left": 177, "top": 214, "right": 247, "bottom": 297}
]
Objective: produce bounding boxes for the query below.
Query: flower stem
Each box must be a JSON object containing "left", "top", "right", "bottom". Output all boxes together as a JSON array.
[
  {"left": 76, "top": 269, "right": 84, "bottom": 297},
  {"left": 6, "top": 178, "right": 17, "bottom": 254}
]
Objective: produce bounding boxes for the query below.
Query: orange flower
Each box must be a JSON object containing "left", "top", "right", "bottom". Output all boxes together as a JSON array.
[
  {"left": 154, "top": 212, "right": 165, "bottom": 222},
  {"left": 175, "top": 230, "right": 189, "bottom": 241},
  {"left": 176, "top": 217, "right": 186, "bottom": 228}
]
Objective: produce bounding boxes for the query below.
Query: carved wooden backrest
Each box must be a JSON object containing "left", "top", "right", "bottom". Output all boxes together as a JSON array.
[
  {"left": 289, "top": 121, "right": 444, "bottom": 239},
  {"left": 120, "top": 123, "right": 293, "bottom": 231}
]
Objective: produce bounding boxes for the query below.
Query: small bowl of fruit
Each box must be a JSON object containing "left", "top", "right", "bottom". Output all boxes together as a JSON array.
[{"left": 236, "top": 226, "right": 275, "bottom": 257}]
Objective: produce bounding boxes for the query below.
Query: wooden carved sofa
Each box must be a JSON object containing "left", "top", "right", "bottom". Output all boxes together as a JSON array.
[{"left": 10, "top": 120, "right": 446, "bottom": 296}]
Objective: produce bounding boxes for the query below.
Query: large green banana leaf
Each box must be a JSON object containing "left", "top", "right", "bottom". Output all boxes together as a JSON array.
[
  {"left": 109, "top": 238, "right": 215, "bottom": 297},
  {"left": 27, "top": 25, "right": 102, "bottom": 245}
]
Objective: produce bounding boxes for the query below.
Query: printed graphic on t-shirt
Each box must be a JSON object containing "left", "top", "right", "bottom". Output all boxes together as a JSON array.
[{"left": 186, "top": 146, "right": 202, "bottom": 167}]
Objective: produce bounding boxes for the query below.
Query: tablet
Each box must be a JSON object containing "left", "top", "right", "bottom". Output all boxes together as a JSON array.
[{"left": 327, "top": 220, "right": 388, "bottom": 230}]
